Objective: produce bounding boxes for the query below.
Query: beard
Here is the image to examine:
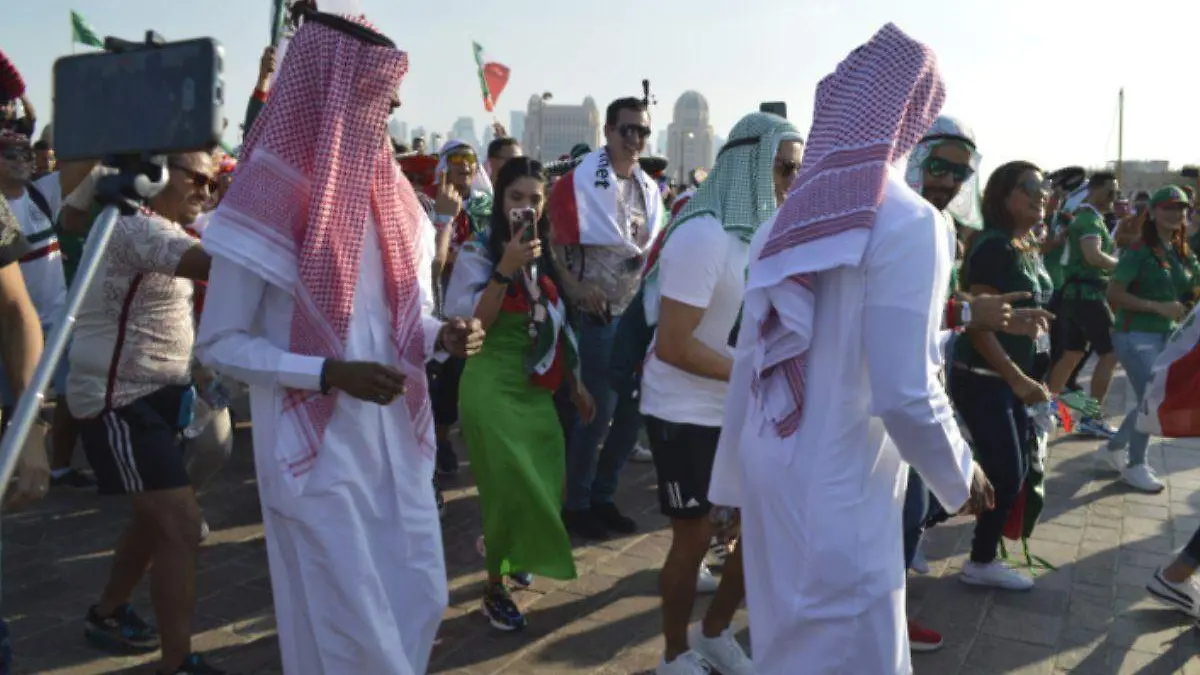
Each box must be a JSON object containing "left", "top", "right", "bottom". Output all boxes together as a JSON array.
[{"left": 923, "top": 186, "right": 958, "bottom": 211}]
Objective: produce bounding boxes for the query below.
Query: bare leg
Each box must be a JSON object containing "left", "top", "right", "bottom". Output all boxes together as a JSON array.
[
  {"left": 50, "top": 396, "right": 79, "bottom": 471},
  {"left": 138, "top": 487, "right": 202, "bottom": 673},
  {"left": 1048, "top": 351, "right": 1085, "bottom": 395},
  {"left": 660, "top": 517, "right": 711, "bottom": 661},
  {"left": 701, "top": 539, "right": 744, "bottom": 638},
  {"left": 96, "top": 512, "right": 155, "bottom": 616},
  {"left": 1090, "top": 353, "right": 1119, "bottom": 406}
]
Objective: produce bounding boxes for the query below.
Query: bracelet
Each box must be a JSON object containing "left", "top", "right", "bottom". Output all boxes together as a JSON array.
[{"left": 491, "top": 270, "right": 513, "bottom": 286}]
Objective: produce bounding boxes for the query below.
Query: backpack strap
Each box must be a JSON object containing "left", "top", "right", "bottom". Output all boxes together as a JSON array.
[{"left": 24, "top": 182, "right": 52, "bottom": 222}]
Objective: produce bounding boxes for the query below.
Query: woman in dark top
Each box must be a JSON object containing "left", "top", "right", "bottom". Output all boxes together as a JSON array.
[{"left": 951, "top": 161, "right": 1053, "bottom": 592}]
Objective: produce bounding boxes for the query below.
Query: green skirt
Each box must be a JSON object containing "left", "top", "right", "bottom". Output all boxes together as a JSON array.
[{"left": 459, "top": 311, "right": 577, "bottom": 580}]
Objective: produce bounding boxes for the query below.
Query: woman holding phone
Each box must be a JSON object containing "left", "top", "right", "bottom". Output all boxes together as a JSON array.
[
  {"left": 950, "top": 161, "right": 1054, "bottom": 592},
  {"left": 445, "top": 157, "right": 595, "bottom": 632},
  {"left": 1101, "top": 185, "right": 1200, "bottom": 493}
]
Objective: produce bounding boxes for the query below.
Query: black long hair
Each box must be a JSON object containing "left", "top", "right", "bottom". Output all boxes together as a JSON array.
[
  {"left": 981, "top": 160, "right": 1041, "bottom": 239},
  {"left": 486, "top": 157, "right": 562, "bottom": 290}
]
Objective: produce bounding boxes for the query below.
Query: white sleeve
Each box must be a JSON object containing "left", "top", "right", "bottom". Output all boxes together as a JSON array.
[
  {"left": 416, "top": 211, "right": 444, "bottom": 359},
  {"left": 443, "top": 240, "right": 494, "bottom": 320},
  {"left": 659, "top": 217, "right": 727, "bottom": 309},
  {"left": 195, "top": 255, "right": 325, "bottom": 391},
  {"left": 864, "top": 210, "right": 973, "bottom": 512}
]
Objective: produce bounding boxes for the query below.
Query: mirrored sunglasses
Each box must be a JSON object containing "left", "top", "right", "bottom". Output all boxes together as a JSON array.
[
  {"left": 924, "top": 156, "right": 974, "bottom": 183},
  {"left": 446, "top": 153, "right": 477, "bottom": 167},
  {"left": 618, "top": 124, "right": 652, "bottom": 140}
]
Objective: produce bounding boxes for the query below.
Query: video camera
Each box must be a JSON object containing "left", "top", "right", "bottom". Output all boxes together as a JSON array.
[{"left": 0, "top": 31, "right": 225, "bottom": 498}]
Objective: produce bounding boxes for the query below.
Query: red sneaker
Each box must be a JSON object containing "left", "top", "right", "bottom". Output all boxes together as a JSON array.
[{"left": 908, "top": 619, "right": 943, "bottom": 652}]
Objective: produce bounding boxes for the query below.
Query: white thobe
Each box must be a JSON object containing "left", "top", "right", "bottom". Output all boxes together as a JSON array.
[
  {"left": 195, "top": 216, "right": 447, "bottom": 675},
  {"left": 710, "top": 172, "right": 974, "bottom": 675}
]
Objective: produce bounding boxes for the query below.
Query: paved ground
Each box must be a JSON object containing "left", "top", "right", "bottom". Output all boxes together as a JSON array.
[{"left": 5, "top": 370, "right": 1200, "bottom": 674}]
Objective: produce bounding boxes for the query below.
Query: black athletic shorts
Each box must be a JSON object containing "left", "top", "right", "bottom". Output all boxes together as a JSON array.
[
  {"left": 1061, "top": 297, "right": 1114, "bottom": 355},
  {"left": 644, "top": 415, "right": 720, "bottom": 519},
  {"left": 80, "top": 385, "right": 192, "bottom": 495}
]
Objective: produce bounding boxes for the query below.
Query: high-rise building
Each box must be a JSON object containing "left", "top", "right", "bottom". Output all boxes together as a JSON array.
[
  {"left": 388, "top": 119, "right": 409, "bottom": 147},
  {"left": 450, "top": 117, "right": 480, "bottom": 150},
  {"left": 412, "top": 126, "right": 427, "bottom": 145},
  {"left": 656, "top": 129, "right": 669, "bottom": 156},
  {"left": 667, "top": 91, "right": 715, "bottom": 185},
  {"left": 510, "top": 111, "right": 526, "bottom": 143},
  {"left": 523, "top": 95, "right": 601, "bottom": 161},
  {"left": 481, "top": 124, "right": 496, "bottom": 153},
  {"left": 430, "top": 133, "right": 443, "bottom": 153}
]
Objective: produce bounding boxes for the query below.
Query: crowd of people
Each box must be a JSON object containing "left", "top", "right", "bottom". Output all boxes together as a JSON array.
[{"left": 1, "top": 8, "right": 1200, "bottom": 675}]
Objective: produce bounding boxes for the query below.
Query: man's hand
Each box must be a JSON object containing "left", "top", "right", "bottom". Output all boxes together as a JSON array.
[
  {"left": 5, "top": 423, "right": 49, "bottom": 512},
  {"left": 434, "top": 171, "right": 463, "bottom": 219},
  {"left": 258, "top": 46, "right": 277, "bottom": 83},
  {"left": 323, "top": 360, "right": 407, "bottom": 405},
  {"left": 571, "top": 382, "right": 596, "bottom": 424},
  {"left": 1013, "top": 375, "right": 1052, "bottom": 406},
  {"left": 961, "top": 463, "right": 995, "bottom": 517},
  {"left": 575, "top": 282, "right": 609, "bottom": 317},
  {"left": 968, "top": 292, "right": 1035, "bottom": 332},
  {"left": 439, "top": 317, "right": 486, "bottom": 358},
  {"left": 1003, "top": 307, "right": 1055, "bottom": 338},
  {"left": 1155, "top": 301, "right": 1187, "bottom": 322}
]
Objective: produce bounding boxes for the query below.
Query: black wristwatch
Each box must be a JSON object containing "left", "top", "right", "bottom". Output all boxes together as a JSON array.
[
  {"left": 319, "top": 360, "right": 333, "bottom": 395},
  {"left": 491, "top": 270, "right": 513, "bottom": 286}
]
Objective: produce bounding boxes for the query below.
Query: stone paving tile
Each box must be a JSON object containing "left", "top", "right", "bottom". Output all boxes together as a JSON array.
[{"left": 5, "top": 371, "right": 1200, "bottom": 673}]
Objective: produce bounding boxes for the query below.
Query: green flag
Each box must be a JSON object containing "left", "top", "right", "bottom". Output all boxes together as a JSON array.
[{"left": 70, "top": 10, "right": 103, "bottom": 48}]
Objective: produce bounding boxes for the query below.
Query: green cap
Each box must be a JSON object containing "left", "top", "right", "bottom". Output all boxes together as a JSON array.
[{"left": 1150, "top": 185, "right": 1191, "bottom": 208}]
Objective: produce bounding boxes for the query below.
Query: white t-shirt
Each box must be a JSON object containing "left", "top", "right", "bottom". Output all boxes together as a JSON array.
[
  {"left": 640, "top": 214, "right": 747, "bottom": 427},
  {"left": 7, "top": 173, "right": 65, "bottom": 326}
]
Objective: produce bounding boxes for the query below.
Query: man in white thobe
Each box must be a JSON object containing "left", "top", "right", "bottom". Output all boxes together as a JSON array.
[
  {"left": 709, "top": 24, "right": 992, "bottom": 674},
  {"left": 195, "top": 14, "right": 481, "bottom": 675}
]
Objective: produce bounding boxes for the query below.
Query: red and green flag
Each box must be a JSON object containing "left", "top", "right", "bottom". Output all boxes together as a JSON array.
[{"left": 472, "top": 41, "right": 510, "bottom": 113}]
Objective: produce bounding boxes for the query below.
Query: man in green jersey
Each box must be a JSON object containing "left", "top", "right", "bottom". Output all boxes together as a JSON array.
[{"left": 1047, "top": 172, "right": 1120, "bottom": 437}]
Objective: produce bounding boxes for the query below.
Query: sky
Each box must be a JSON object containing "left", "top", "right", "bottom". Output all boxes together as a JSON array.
[{"left": 5, "top": 0, "right": 1200, "bottom": 179}]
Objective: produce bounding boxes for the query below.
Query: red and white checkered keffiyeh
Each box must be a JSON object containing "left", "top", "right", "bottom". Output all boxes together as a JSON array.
[
  {"left": 204, "top": 17, "right": 433, "bottom": 481},
  {"left": 746, "top": 23, "right": 945, "bottom": 439}
]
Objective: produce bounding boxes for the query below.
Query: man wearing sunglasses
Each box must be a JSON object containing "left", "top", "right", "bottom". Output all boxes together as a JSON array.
[
  {"left": 549, "top": 96, "right": 664, "bottom": 540},
  {"left": 66, "top": 150, "right": 225, "bottom": 675},
  {"left": 1046, "top": 172, "right": 1121, "bottom": 438}
]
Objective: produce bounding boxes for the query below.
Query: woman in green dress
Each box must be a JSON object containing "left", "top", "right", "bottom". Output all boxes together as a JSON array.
[
  {"left": 445, "top": 157, "right": 595, "bottom": 632},
  {"left": 1102, "top": 185, "right": 1200, "bottom": 493}
]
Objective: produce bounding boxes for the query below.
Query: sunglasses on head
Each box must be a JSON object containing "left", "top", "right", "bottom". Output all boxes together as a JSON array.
[
  {"left": 924, "top": 157, "right": 974, "bottom": 183},
  {"left": 169, "top": 163, "right": 218, "bottom": 192},
  {"left": 0, "top": 145, "right": 32, "bottom": 162},
  {"left": 618, "top": 124, "right": 652, "bottom": 140},
  {"left": 446, "top": 152, "right": 477, "bottom": 167}
]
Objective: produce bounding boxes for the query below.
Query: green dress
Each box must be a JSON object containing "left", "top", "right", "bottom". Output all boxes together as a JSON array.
[{"left": 459, "top": 311, "right": 577, "bottom": 581}]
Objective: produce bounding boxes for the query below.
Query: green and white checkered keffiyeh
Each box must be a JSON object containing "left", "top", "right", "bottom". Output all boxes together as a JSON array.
[{"left": 641, "top": 112, "right": 802, "bottom": 324}]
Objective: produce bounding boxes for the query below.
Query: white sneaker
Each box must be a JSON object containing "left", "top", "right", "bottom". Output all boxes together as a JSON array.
[
  {"left": 632, "top": 442, "right": 654, "bottom": 463},
  {"left": 910, "top": 542, "right": 931, "bottom": 575},
  {"left": 1100, "top": 447, "right": 1127, "bottom": 473},
  {"left": 1147, "top": 567, "right": 1200, "bottom": 619},
  {"left": 656, "top": 650, "right": 712, "bottom": 675},
  {"left": 696, "top": 562, "right": 719, "bottom": 595},
  {"left": 688, "top": 624, "right": 753, "bottom": 675},
  {"left": 1121, "top": 464, "right": 1165, "bottom": 493},
  {"left": 960, "top": 561, "right": 1034, "bottom": 591}
]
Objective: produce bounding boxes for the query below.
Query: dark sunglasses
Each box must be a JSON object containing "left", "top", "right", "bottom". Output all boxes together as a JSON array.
[
  {"left": 1018, "top": 176, "right": 1051, "bottom": 200},
  {"left": 0, "top": 146, "right": 32, "bottom": 162},
  {"left": 169, "top": 163, "right": 218, "bottom": 192},
  {"left": 618, "top": 124, "right": 652, "bottom": 140},
  {"left": 924, "top": 156, "right": 974, "bottom": 183},
  {"left": 774, "top": 158, "right": 802, "bottom": 177}
]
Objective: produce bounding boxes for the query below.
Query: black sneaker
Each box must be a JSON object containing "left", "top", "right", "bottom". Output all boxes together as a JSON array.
[
  {"left": 562, "top": 508, "right": 608, "bottom": 540},
  {"left": 592, "top": 502, "right": 637, "bottom": 534},
  {"left": 84, "top": 603, "right": 159, "bottom": 652},
  {"left": 52, "top": 468, "right": 96, "bottom": 488},
  {"left": 433, "top": 476, "right": 446, "bottom": 518},
  {"left": 509, "top": 572, "right": 534, "bottom": 588},
  {"left": 159, "top": 653, "right": 232, "bottom": 675},
  {"left": 481, "top": 583, "right": 526, "bottom": 632},
  {"left": 436, "top": 441, "right": 459, "bottom": 476}
]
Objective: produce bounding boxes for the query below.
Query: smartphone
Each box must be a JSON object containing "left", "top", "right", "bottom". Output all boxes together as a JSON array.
[
  {"left": 760, "top": 101, "right": 787, "bottom": 119},
  {"left": 53, "top": 38, "right": 225, "bottom": 161},
  {"left": 510, "top": 207, "right": 537, "bottom": 241}
]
